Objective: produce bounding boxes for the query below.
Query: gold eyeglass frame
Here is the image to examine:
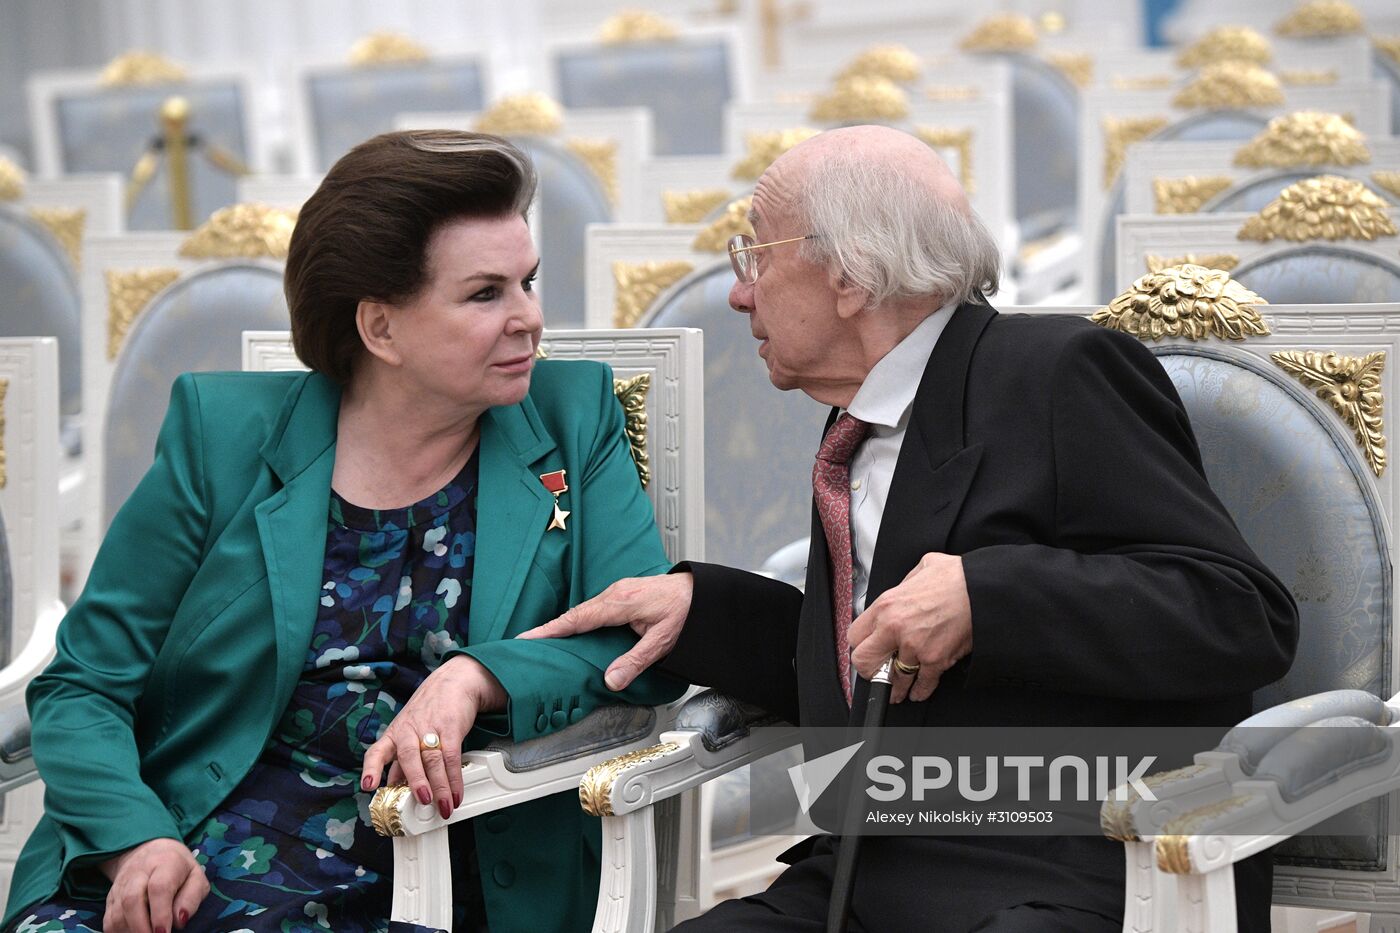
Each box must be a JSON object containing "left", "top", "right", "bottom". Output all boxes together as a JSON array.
[{"left": 727, "top": 233, "right": 818, "bottom": 283}]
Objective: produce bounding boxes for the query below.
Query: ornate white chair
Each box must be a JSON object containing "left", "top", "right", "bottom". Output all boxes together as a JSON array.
[
  {"left": 1078, "top": 63, "right": 1391, "bottom": 302},
  {"left": 395, "top": 96, "right": 651, "bottom": 328},
  {"left": 76, "top": 205, "right": 294, "bottom": 583},
  {"left": 288, "top": 32, "right": 489, "bottom": 173},
  {"left": 242, "top": 326, "right": 715, "bottom": 931},
  {"left": 543, "top": 12, "right": 749, "bottom": 156},
  {"left": 1115, "top": 175, "right": 1400, "bottom": 302},
  {"left": 1014, "top": 274, "right": 1398, "bottom": 931},
  {"left": 0, "top": 338, "right": 68, "bottom": 905},
  {"left": 1123, "top": 111, "right": 1400, "bottom": 219},
  {"left": 27, "top": 52, "right": 262, "bottom": 231},
  {"left": 0, "top": 162, "right": 123, "bottom": 527}
]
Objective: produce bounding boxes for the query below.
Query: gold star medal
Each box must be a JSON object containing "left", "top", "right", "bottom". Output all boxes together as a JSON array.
[{"left": 540, "top": 470, "right": 570, "bottom": 531}]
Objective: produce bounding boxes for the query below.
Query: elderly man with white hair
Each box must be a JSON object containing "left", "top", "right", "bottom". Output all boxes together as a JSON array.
[{"left": 523, "top": 125, "right": 1297, "bottom": 932}]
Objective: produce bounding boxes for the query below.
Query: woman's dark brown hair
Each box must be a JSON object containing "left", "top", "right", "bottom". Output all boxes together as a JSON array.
[{"left": 284, "top": 130, "right": 537, "bottom": 383}]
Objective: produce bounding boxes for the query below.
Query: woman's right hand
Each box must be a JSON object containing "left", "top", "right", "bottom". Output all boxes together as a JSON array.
[{"left": 99, "top": 838, "right": 209, "bottom": 933}]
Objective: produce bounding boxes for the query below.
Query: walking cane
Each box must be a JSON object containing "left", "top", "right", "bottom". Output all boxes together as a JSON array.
[{"left": 826, "top": 656, "right": 895, "bottom": 933}]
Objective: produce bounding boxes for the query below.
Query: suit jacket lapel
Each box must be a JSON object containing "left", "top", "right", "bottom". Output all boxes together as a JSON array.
[
  {"left": 254, "top": 373, "right": 340, "bottom": 697},
  {"left": 866, "top": 301, "right": 996, "bottom": 601},
  {"left": 469, "top": 396, "right": 557, "bottom": 645}
]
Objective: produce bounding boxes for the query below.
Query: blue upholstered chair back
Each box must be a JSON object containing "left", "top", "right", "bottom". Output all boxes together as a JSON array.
[
  {"left": 1158, "top": 346, "right": 1391, "bottom": 871},
  {"left": 555, "top": 39, "right": 730, "bottom": 155},
  {"left": 516, "top": 138, "right": 612, "bottom": 328},
  {"left": 1374, "top": 49, "right": 1400, "bottom": 134},
  {"left": 53, "top": 82, "right": 248, "bottom": 230},
  {"left": 103, "top": 263, "right": 288, "bottom": 524},
  {"left": 1006, "top": 54, "right": 1079, "bottom": 243},
  {"left": 645, "top": 263, "right": 828, "bottom": 573},
  {"left": 306, "top": 61, "right": 485, "bottom": 171},
  {"left": 1231, "top": 248, "right": 1400, "bottom": 304},
  {"left": 0, "top": 209, "right": 80, "bottom": 449},
  {"left": 1096, "top": 111, "right": 1270, "bottom": 302}
]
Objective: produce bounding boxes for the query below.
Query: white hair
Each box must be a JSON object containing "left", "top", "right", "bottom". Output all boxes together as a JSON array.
[{"left": 794, "top": 147, "right": 1000, "bottom": 309}]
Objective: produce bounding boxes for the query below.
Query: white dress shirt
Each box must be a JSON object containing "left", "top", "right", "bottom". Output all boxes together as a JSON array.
[{"left": 845, "top": 302, "right": 956, "bottom": 615}]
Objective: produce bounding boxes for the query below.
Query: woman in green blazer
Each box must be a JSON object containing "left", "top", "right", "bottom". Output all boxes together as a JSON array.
[{"left": 6, "top": 131, "right": 684, "bottom": 933}]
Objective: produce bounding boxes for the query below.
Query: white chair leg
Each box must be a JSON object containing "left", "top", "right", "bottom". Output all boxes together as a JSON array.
[
  {"left": 592, "top": 810, "right": 658, "bottom": 933},
  {"left": 390, "top": 828, "right": 453, "bottom": 931},
  {"left": 1177, "top": 867, "right": 1236, "bottom": 933},
  {"left": 1371, "top": 912, "right": 1400, "bottom": 933},
  {"left": 1123, "top": 840, "right": 1157, "bottom": 933}
]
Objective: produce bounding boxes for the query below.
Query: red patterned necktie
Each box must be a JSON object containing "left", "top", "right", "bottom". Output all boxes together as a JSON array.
[{"left": 813, "top": 413, "right": 870, "bottom": 705}]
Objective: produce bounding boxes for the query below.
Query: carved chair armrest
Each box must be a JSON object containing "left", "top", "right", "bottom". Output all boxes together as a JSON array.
[
  {"left": 1155, "top": 711, "right": 1400, "bottom": 877},
  {"left": 579, "top": 689, "right": 799, "bottom": 819},
  {"left": 370, "top": 702, "right": 674, "bottom": 838},
  {"left": 1099, "top": 688, "right": 1397, "bottom": 842}
]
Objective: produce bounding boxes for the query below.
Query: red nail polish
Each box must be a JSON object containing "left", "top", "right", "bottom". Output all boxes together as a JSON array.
[
  {"left": 453, "top": 791, "right": 462, "bottom": 808},
  {"left": 179, "top": 909, "right": 189, "bottom": 926},
  {"left": 155, "top": 927, "right": 167, "bottom": 933},
  {"left": 361, "top": 775, "right": 373, "bottom": 791},
  {"left": 439, "top": 798, "right": 452, "bottom": 819},
  {"left": 417, "top": 786, "right": 431, "bottom": 805}
]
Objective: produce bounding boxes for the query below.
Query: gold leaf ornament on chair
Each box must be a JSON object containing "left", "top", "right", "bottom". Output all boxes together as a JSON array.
[
  {"left": 1171, "top": 61, "right": 1285, "bottom": 109},
  {"left": 808, "top": 75, "right": 910, "bottom": 122},
  {"left": 1274, "top": 0, "right": 1366, "bottom": 38},
  {"left": 0, "top": 158, "right": 25, "bottom": 202},
  {"left": 1177, "top": 26, "right": 1273, "bottom": 68},
  {"left": 1092, "top": 264, "right": 1270, "bottom": 342},
  {"left": 836, "top": 45, "right": 922, "bottom": 84},
  {"left": 731, "top": 128, "right": 821, "bottom": 181},
  {"left": 473, "top": 94, "right": 565, "bottom": 136},
  {"left": 598, "top": 10, "right": 680, "bottom": 44},
  {"left": 1232, "top": 111, "right": 1370, "bottom": 168},
  {"left": 99, "top": 51, "right": 187, "bottom": 87},
  {"left": 958, "top": 13, "right": 1039, "bottom": 52},
  {"left": 1237, "top": 175, "right": 1397, "bottom": 242},
  {"left": 348, "top": 32, "right": 431, "bottom": 66},
  {"left": 1272, "top": 349, "right": 1386, "bottom": 476}
]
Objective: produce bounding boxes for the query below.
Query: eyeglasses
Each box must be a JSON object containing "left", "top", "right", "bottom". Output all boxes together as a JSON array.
[{"left": 727, "top": 233, "right": 817, "bottom": 284}]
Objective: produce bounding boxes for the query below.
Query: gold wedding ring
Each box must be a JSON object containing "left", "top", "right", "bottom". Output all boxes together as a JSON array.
[
  {"left": 420, "top": 731, "right": 442, "bottom": 751},
  {"left": 893, "top": 657, "right": 921, "bottom": 676}
]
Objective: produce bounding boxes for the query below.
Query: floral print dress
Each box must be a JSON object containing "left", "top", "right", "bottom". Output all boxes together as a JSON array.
[{"left": 16, "top": 455, "right": 488, "bottom": 933}]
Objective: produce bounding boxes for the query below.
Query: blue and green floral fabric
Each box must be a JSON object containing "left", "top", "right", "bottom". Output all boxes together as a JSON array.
[{"left": 15, "top": 455, "right": 486, "bottom": 933}]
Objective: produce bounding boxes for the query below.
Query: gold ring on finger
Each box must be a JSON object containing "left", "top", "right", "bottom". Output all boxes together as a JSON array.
[
  {"left": 893, "top": 657, "right": 921, "bottom": 676},
  {"left": 420, "top": 731, "right": 441, "bottom": 751}
]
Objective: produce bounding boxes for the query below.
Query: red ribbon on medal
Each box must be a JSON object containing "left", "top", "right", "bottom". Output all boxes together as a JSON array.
[{"left": 540, "top": 470, "right": 570, "bottom": 531}]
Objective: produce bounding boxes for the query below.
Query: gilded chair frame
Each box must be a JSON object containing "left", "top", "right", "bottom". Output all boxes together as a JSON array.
[
  {"left": 1123, "top": 137, "right": 1400, "bottom": 217},
  {"left": 1114, "top": 210, "right": 1400, "bottom": 299},
  {"left": 243, "top": 326, "right": 705, "bottom": 930},
  {"left": 1, "top": 173, "right": 122, "bottom": 527},
  {"left": 0, "top": 338, "right": 66, "bottom": 907},
  {"left": 1009, "top": 299, "right": 1400, "bottom": 925},
  {"left": 1090, "top": 35, "right": 1373, "bottom": 92},
  {"left": 77, "top": 211, "right": 292, "bottom": 586},
  {"left": 1077, "top": 79, "right": 1391, "bottom": 303}
]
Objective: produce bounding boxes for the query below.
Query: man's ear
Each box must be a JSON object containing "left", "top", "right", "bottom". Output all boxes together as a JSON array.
[
  {"left": 829, "top": 268, "right": 868, "bottom": 320},
  {"left": 356, "top": 299, "right": 400, "bottom": 366}
]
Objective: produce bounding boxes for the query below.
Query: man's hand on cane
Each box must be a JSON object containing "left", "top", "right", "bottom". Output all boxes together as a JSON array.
[
  {"left": 517, "top": 572, "right": 694, "bottom": 690},
  {"left": 848, "top": 552, "right": 973, "bottom": 704}
]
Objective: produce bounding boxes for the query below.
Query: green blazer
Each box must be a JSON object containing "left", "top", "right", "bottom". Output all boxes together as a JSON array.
[{"left": 6, "top": 360, "right": 685, "bottom": 933}]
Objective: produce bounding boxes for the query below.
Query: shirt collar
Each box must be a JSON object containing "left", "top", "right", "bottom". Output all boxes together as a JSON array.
[{"left": 846, "top": 300, "right": 957, "bottom": 430}]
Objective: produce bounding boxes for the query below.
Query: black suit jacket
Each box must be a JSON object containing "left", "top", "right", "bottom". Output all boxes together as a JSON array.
[{"left": 662, "top": 302, "right": 1299, "bottom": 931}]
